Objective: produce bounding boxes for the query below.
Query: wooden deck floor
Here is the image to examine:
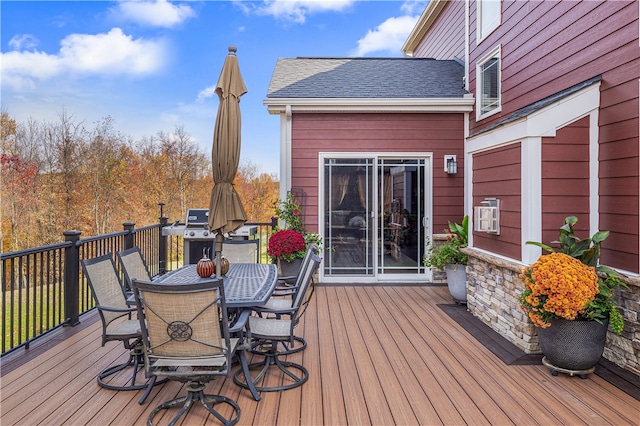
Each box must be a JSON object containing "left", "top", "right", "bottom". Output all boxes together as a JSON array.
[{"left": 2, "top": 285, "right": 639, "bottom": 425}]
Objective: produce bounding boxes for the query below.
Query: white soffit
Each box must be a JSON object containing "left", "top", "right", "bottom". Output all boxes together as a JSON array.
[{"left": 264, "top": 97, "right": 475, "bottom": 114}]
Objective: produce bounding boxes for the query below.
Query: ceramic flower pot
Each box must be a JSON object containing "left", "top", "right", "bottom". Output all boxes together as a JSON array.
[
  {"left": 538, "top": 316, "right": 608, "bottom": 372},
  {"left": 445, "top": 264, "right": 467, "bottom": 304}
]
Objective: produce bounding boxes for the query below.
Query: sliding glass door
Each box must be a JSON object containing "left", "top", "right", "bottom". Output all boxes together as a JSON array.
[{"left": 322, "top": 155, "right": 430, "bottom": 282}]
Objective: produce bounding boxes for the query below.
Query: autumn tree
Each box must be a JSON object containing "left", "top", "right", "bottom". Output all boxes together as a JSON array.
[
  {"left": 1, "top": 112, "right": 39, "bottom": 251},
  {"left": 160, "top": 126, "right": 208, "bottom": 217},
  {"left": 84, "top": 116, "right": 130, "bottom": 235},
  {"left": 35, "top": 110, "right": 88, "bottom": 238},
  {"left": 1, "top": 112, "right": 45, "bottom": 250},
  {"left": 0, "top": 111, "right": 277, "bottom": 251},
  {"left": 235, "top": 161, "right": 279, "bottom": 222}
]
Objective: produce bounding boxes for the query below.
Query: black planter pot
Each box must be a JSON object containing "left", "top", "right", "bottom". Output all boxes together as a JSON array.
[
  {"left": 538, "top": 316, "right": 608, "bottom": 372},
  {"left": 278, "top": 258, "right": 303, "bottom": 284}
]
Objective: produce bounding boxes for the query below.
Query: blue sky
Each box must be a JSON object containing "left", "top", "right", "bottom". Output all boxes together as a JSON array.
[{"left": 2, "top": 0, "right": 427, "bottom": 175}]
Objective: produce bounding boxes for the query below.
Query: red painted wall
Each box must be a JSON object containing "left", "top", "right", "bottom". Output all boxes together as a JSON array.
[
  {"left": 472, "top": 143, "right": 521, "bottom": 259},
  {"left": 468, "top": 0, "right": 639, "bottom": 272},
  {"left": 290, "top": 113, "right": 465, "bottom": 234},
  {"left": 415, "top": 0, "right": 465, "bottom": 60},
  {"left": 541, "top": 117, "right": 590, "bottom": 246}
]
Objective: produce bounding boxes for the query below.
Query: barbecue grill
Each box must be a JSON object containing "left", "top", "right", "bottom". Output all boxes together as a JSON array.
[{"left": 162, "top": 208, "right": 257, "bottom": 264}]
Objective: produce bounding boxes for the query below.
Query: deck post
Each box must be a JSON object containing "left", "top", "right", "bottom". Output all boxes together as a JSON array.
[
  {"left": 63, "top": 230, "right": 82, "bottom": 326},
  {"left": 123, "top": 222, "right": 135, "bottom": 250},
  {"left": 158, "top": 203, "right": 168, "bottom": 275}
]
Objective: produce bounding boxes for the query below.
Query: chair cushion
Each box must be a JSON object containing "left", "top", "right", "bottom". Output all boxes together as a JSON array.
[
  {"left": 106, "top": 319, "right": 141, "bottom": 338},
  {"left": 261, "top": 298, "right": 292, "bottom": 311},
  {"left": 151, "top": 338, "right": 239, "bottom": 369},
  {"left": 249, "top": 316, "right": 292, "bottom": 340}
]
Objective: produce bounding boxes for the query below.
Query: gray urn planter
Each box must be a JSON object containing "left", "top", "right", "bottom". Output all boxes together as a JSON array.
[
  {"left": 538, "top": 316, "right": 608, "bottom": 376},
  {"left": 445, "top": 264, "right": 467, "bottom": 304}
]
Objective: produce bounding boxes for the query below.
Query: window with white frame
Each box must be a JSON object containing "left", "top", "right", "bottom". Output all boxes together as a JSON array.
[
  {"left": 478, "top": 0, "right": 501, "bottom": 41},
  {"left": 477, "top": 46, "right": 501, "bottom": 118}
]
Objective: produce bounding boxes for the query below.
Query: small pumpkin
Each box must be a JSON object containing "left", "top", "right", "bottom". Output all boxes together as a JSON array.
[
  {"left": 196, "top": 249, "right": 214, "bottom": 278},
  {"left": 214, "top": 256, "right": 230, "bottom": 276}
]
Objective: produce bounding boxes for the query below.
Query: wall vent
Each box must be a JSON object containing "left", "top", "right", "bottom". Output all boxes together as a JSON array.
[{"left": 474, "top": 198, "right": 500, "bottom": 235}]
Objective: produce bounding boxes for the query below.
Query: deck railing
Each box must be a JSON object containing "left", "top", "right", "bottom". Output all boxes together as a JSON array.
[{"left": 1, "top": 214, "right": 275, "bottom": 356}]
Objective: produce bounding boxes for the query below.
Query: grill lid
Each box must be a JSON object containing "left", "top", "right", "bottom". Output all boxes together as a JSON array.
[{"left": 185, "top": 209, "right": 209, "bottom": 227}]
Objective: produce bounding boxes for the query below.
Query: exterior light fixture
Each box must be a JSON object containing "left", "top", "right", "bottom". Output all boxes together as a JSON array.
[{"left": 444, "top": 155, "right": 458, "bottom": 174}]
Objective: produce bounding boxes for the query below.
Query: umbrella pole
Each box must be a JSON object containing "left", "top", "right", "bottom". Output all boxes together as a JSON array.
[{"left": 215, "top": 232, "right": 224, "bottom": 279}]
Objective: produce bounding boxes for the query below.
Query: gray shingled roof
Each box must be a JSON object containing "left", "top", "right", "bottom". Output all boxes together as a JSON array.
[{"left": 267, "top": 57, "right": 467, "bottom": 99}]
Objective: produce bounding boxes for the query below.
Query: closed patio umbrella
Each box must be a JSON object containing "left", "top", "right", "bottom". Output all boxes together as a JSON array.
[{"left": 208, "top": 45, "right": 248, "bottom": 277}]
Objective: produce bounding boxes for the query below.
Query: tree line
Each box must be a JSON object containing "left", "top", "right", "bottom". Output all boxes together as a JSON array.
[{"left": 1, "top": 110, "right": 279, "bottom": 252}]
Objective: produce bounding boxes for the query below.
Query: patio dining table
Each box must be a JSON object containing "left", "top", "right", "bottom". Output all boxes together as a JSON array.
[
  {"left": 154, "top": 262, "right": 277, "bottom": 402},
  {"left": 154, "top": 262, "right": 278, "bottom": 308}
]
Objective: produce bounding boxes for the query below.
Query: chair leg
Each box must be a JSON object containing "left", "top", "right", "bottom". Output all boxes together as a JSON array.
[
  {"left": 236, "top": 349, "right": 261, "bottom": 401},
  {"left": 233, "top": 341, "right": 309, "bottom": 392},
  {"left": 278, "top": 336, "right": 307, "bottom": 354},
  {"left": 98, "top": 342, "right": 167, "bottom": 399},
  {"left": 148, "top": 382, "right": 240, "bottom": 426},
  {"left": 98, "top": 351, "right": 149, "bottom": 391},
  {"left": 249, "top": 336, "right": 307, "bottom": 355}
]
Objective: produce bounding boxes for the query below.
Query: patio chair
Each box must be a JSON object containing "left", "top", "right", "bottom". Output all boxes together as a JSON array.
[
  {"left": 222, "top": 239, "right": 259, "bottom": 263},
  {"left": 81, "top": 254, "right": 163, "bottom": 404},
  {"left": 116, "top": 247, "right": 152, "bottom": 302},
  {"left": 271, "top": 243, "right": 317, "bottom": 293},
  {"left": 259, "top": 243, "right": 319, "bottom": 354},
  {"left": 233, "top": 250, "right": 320, "bottom": 392},
  {"left": 131, "top": 277, "right": 252, "bottom": 425}
]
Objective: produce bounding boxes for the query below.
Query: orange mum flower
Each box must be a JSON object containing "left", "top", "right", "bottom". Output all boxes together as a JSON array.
[{"left": 519, "top": 252, "right": 599, "bottom": 327}]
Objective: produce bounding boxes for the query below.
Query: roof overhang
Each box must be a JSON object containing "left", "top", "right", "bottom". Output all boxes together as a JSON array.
[
  {"left": 264, "top": 97, "right": 475, "bottom": 114},
  {"left": 402, "top": 0, "right": 448, "bottom": 57}
]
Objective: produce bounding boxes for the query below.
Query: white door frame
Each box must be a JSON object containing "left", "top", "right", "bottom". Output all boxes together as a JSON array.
[{"left": 318, "top": 152, "right": 433, "bottom": 283}]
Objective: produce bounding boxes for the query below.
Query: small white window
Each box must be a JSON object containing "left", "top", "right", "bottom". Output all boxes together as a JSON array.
[
  {"left": 478, "top": 0, "right": 501, "bottom": 41},
  {"left": 477, "top": 46, "right": 501, "bottom": 119}
]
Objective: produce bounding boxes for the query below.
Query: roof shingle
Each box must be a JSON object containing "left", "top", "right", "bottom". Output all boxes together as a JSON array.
[{"left": 267, "top": 57, "right": 467, "bottom": 99}]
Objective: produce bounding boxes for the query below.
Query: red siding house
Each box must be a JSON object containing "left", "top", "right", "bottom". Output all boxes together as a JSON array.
[
  {"left": 265, "top": 58, "right": 473, "bottom": 284},
  {"left": 265, "top": 0, "right": 639, "bottom": 375},
  {"left": 401, "top": 0, "right": 639, "bottom": 375}
]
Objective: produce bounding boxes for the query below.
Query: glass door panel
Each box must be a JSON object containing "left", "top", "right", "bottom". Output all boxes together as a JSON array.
[
  {"left": 378, "top": 158, "right": 427, "bottom": 277},
  {"left": 323, "top": 158, "right": 374, "bottom": 276}
]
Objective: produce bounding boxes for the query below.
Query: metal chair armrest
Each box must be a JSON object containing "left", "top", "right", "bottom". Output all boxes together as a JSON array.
[
  {"left": 229, "top": 309, "right": 250, "bottom": 334},
  {"left": 97, "top": 304, "right": 137, "bottom": 314}
]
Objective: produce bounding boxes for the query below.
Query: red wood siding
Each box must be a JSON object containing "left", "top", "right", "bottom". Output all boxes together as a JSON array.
[
  {"left": 472, "top": 143, "right": 521, "bottom": 259},
  {"left": 469, "top": 1, "right": 638, "bottom": 131},
  {"left": 541, "top": 117, "right": 590, "bottom": 246},
  {"left": 414, "top": 0, "right": 465, "bottom": 60},
  {"left": 290, "top": 113, "right": 465, "bottom": 234},
  {"left": 466, "top": 0, "right": 639, "bottom": 273}
]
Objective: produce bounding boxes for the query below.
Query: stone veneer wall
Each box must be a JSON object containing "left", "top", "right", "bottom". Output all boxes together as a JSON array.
[
  {"left": 428, "top": 234, "right": 450, "bottom": 283},
  {"left": 462, "top": 247, "right": 640, "bottom": 376}
]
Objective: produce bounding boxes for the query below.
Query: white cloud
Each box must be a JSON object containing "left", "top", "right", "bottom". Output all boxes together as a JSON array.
[
  {"left": 196, "top": 85, "right": 217, "bottom": 102},
  {"left": 239, "top": 0, "right": 356, "bottom": 24},
  {"left": 352, "top": 14, "right": 419, "bottom": 56},
  {"left": 2, "top": 28, "right": 167, "bottom": 90},
  {"left": 60, "top": 28, "right": 166, "bottom": 74},
  {"left": 9, "top": 34, "right": 40, "bottom": 51},
  {"left": 400, "top": 0, "right": 430, "bottom": 16},
  {"left": 113, "top": 0, "right": 196, "bottom": 28}
]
